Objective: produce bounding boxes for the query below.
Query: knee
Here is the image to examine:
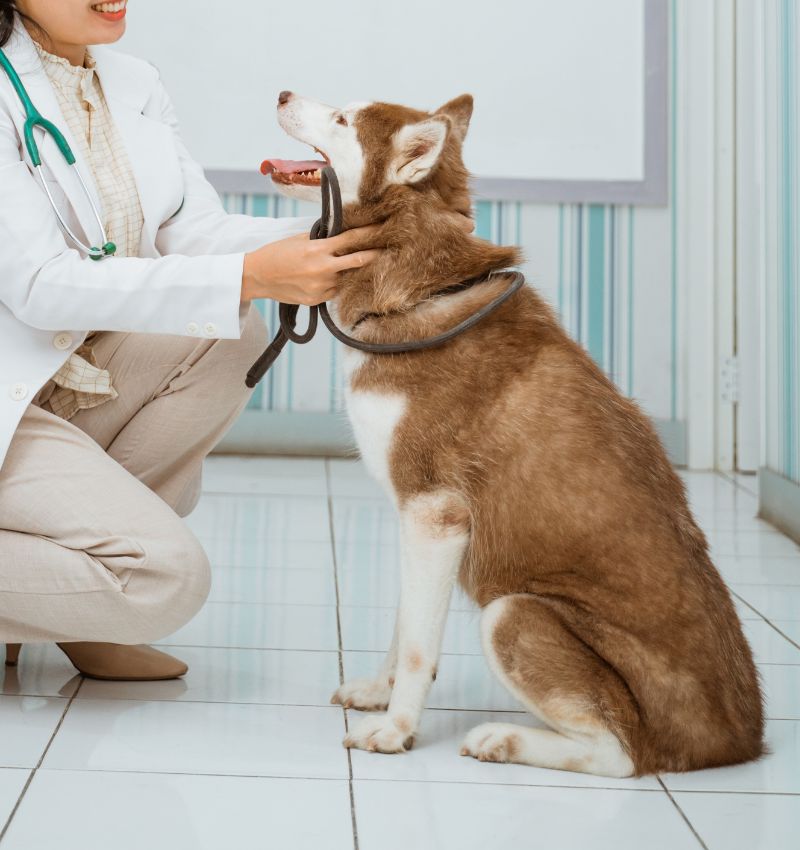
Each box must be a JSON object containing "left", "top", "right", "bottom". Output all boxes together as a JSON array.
[
  {"left": 238, "top": 304, "right": 269, "bottom": 363},
  {"left": 213, "top": 305, "right": 268, "bottom": 407},
  {"left": 401, "top": 490, "right": 471, "bottom": 539},
  {"left": 123, "top": 522, "right": 211, "bottom": 643},
  {"left": 480, "top": 596, "right": 511, "bottom": 653}
]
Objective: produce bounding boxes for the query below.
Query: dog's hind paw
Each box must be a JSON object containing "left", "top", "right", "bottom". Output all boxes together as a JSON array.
[
  {"left": 343, "top": 713, "right": 415, "bottom": 754},
  {"left": 331, "top": 677, "right": 393, "bottom": 711},
  {"left": 461, "top": 723, "right": 521, "bottom": 763}
]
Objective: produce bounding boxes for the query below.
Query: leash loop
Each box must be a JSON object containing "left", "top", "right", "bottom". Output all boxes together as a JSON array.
[
  {"left": 281, "top": 304, "right": 318, "bottom": 344},
  {"left": 245, "top": 166, "right": 522, "bottom": 388}
]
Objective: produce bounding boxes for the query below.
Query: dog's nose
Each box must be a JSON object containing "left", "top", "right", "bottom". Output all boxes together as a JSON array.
[{"left": 278, "top": 90, "right": 292, "bottom": 106}]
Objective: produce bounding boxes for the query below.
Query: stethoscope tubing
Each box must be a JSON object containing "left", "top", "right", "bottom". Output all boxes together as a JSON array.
[
  {"left": 0, "top": 47, "right": 115, "bottom": 260},
  {"left": 34, "top": 164, "right": 107, "bottom": 259}
]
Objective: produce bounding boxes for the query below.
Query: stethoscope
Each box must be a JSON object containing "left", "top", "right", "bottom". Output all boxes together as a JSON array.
[{"left": 0, "top": 48, "right": 116, "bottom": 260}]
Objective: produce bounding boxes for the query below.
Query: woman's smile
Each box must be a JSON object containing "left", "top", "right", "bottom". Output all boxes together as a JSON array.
[{"left": 90, "top": 1, "right": 127, "bottom": 23}]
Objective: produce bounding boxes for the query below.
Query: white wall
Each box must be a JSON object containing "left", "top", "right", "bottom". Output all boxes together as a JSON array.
[{"left": 119, "top": 0, "right": 646, "bottom": 185}]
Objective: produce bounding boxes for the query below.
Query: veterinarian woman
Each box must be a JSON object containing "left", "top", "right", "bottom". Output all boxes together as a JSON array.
[{"left": 0, "top": 0, "right": 383, "bottom": 681}]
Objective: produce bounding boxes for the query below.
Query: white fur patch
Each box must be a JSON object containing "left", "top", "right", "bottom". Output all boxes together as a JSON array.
[
  {"left": 345, "top": 389, "right": 406, "bottom": 494},
  {"left": 276, "top": 95, "right": 370, "bottom": 205},
  {"left": 341, "top": 346, "right": 367, "bottom": 383}
]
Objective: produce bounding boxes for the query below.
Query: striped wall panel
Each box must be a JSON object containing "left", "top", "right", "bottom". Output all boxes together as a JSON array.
[
  {"left": 221, "top": 196, "right": 677, "bottom": 425},
  {"left": 763, "top": 0, "right": 800, "bottom": 484}
]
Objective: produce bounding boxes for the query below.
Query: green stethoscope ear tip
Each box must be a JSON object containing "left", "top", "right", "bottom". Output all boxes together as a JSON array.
[{"left": 88, "top": 242, "right": 116, "bottom": 261}]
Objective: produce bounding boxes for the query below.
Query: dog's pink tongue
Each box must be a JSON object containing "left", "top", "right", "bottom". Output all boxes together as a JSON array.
[{"left": 260, "top": 158, "right": 327, "bottom": 175}]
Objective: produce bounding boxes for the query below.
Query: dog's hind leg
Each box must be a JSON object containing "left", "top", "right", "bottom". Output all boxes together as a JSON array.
[{"left": 462, "top": 594, "right": 638, "bottom": 777}]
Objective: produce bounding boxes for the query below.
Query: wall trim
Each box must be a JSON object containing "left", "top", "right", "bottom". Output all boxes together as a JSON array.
[
  {"left": 215, "top": 411, "right": 356, "bottom": 458},
  {"left": 758, "top": 467, "right": 800, "bottom": 545},
  {"left": 215, "top": 411, "right": 687, "bottom": 466}
]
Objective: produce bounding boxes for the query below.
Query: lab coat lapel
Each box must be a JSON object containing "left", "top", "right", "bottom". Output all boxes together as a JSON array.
[
  {"left": 3, "top": 22, "right": 104, "bottom": 249},
  {"left": 91, "top": 47, "right": 182, "bottom": 257}
]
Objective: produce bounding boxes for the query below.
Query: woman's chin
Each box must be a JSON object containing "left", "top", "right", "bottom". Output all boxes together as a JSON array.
[{"left": 87, "top": 20, "right": 127, "bottom": 44}]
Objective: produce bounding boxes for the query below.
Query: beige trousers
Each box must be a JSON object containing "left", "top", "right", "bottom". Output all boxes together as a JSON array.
[{"left": 0, "top": 306, "right": 267, "bottom": 644}]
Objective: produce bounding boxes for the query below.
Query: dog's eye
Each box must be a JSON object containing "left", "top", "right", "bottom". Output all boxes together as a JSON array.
[{"left": 336, "top": 114, "right": 348, "bottom": 127}]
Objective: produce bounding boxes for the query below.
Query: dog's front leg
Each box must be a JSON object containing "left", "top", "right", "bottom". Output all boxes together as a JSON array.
[
  {"left": 331, "top": 612, "right": 398, "bottom": 711},
  {"left": 344, "top": 491, "right": 469, "bottom": 753}
]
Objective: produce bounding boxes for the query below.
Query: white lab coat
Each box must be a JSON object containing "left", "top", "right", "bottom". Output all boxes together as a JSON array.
[{"left": 0, "top": 19, "right": 311, "bottom": 471}]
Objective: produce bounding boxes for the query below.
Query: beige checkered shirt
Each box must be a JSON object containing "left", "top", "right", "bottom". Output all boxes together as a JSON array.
[{"left": 34, "top": 43, "right": 145, "bottom": 420}]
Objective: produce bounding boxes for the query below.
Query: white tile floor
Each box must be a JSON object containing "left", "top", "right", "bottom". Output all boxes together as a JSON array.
[{"left": 1, "top": 458, "right": 799, "bottom": 849}]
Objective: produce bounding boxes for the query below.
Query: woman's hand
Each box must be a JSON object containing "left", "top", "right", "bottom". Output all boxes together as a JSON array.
[{"left": 241, "top": 226, "right": 382, "bottom": 306}]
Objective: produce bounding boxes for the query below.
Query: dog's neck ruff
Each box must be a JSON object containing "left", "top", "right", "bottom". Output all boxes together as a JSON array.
[
  {"left": 349, "top": 274, "right": 495, "bottom": 330},
  {"left": 245, "top": 167, "right": 524, "bottom": 389}
]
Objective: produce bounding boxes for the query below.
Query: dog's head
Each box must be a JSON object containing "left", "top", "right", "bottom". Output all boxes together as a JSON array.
[{"left": 262, "top": 92, "right": 473, "bottom": 212}]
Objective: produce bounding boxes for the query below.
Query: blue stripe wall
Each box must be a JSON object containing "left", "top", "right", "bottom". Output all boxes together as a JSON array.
[
  {"left": 770, "top": 0, "right": 800, "bottom": 483},
  {"left": 222, "top": 194, "right": 676, "bottom": 423}
]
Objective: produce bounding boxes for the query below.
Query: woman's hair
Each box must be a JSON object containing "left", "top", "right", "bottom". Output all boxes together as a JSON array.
[
  {"left": 0, "top": 2, "right": 45, "bottom": 49},
  {"left": 0, "top": 1, "right": 18, "bottom": 47}
]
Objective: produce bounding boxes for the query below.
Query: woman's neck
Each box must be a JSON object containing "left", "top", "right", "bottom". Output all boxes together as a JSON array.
[{"left": 25, "top": 22, "right": 86, "bottom": 66}]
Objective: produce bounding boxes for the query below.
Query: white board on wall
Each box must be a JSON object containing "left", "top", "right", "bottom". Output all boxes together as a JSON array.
[{"left": 118, "top": 0, "right": 666, "bottom": 203}]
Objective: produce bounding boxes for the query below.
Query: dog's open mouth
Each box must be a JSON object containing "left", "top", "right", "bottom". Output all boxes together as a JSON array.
[{"left": 260, "top": 147, "right": 330, "bottom": 186}]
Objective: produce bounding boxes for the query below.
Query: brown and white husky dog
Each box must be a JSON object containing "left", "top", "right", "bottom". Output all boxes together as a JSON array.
[{"left": 264, "top": 91, "right": 764, "bottom": 777}]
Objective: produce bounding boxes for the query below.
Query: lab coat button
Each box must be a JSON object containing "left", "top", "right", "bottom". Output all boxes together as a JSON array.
[
  {"left": 53, "top": 332, "right": 73, "bottom": 350},
  {"left": 9, "top": 383, "right": 28, "bottom": 401},
  {"left": 203, "top": 322, "right": 217, "bottom": 337},
  {"left": 186, "top": 322, "right": 199, "bottom": 335}
]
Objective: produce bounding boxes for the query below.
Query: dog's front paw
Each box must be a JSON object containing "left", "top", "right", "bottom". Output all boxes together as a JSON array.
[
  {"left": 331, "top": 677, "right": 393, "bottom": 711},
  {"left": 343, "top": 713, "right": 415, "bottom": 754}
]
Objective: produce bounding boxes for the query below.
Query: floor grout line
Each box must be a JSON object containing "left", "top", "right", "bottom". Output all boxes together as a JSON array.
[
  {"left": 0, "top": 677, "right": 85, "bottom": 845},
  {"left": 326, "top": 460, "right": 360, "bottom": 850},
  {"left": 0, "top": 768, "right": 33, "bottom": 846},
  {"left": 731, "top": 591, "right": 800, "bottom": 651},
  {"left": 8, "top": 762, "right": 746, "bottom": 792},
  {"left": 154, "top": 642, "right": 485, "bottom": 656},
  {"left": 657, "top": 778, "right": 710, "bottom": 849},
  {"left": 717, "top": 470, "right": 760, "bottom": 499},
  {"left": 9, "top": 692, "right": 797, "bottom": 721},
  {"left": 6, "top": 761, "right": 800, "bottom": 796},
  {"left": 42, "top": 695, "right": 533, "bottom": 713}
]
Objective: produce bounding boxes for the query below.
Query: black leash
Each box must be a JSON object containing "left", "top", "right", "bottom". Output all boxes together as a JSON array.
[{"left": 245, "top": 166, "right": 524, "bottom": 388}]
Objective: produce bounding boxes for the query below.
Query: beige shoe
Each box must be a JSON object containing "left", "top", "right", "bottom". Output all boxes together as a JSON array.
[{"left": 5, "top": 642, "right": 188, "bottom": 681}]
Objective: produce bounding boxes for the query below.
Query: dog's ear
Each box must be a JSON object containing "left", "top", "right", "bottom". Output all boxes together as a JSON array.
[
  {"left": 435, "top": 94, "right": 474, "bottom": 144},
  {"left": 390, "top": 116, "right": 449, "bottom": 184}
]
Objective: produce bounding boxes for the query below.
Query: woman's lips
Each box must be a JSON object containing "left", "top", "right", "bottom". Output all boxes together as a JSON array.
[{"left": 91, "top": 2, "right": 127, "bottom": 22}]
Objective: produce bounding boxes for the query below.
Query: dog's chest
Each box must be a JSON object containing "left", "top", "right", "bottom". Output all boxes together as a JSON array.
[{"left": 342, "top": 350, "right": 406, "bottom": 495}]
